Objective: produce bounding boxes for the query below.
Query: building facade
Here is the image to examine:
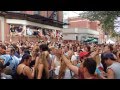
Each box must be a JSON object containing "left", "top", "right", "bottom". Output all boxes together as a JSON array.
[
  {"left": 0, "top": 11, "right": 64, "bottom": 42},
  {"left": 63, "top": 17, "right": 105, "bottom": 43}
]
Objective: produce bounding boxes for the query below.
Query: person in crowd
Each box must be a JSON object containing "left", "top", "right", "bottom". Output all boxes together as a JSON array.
[
  {"left": 61, "top": 53, "right": 98, "bottom": 79},
  {"left": 50, "top": 48, "right": 62, "bottom": 79},
  {"left": 53, "top": 50, "right": 74, "bottom": 79},
  {"left": 11, "top": 44, "right": 20, "bottom": 58},
  {"left": 30, "top": 45, "right": 39, "bottom": 68},
  {"left": 116, "top": 51, "right": 120, "bottom": 63},
  {"left": 64, "top": 45, "right": 69, "bottom": 55},
  {"left": 0, "top": 45, "right": 6, "bottom": 55},
  {"left": 4, "top": 66, "right": 13, "bottom": 76},
  {"left": 34, "top": 51, "right": 50, "bottom": 79},
  {"left": 102, "top": 53, "right": 120, "bottom": 79},
  {"left": 16, "top": 54, "right": 34, "bottom": 79},
  {"left": 39, "top": 44, "right": 49, "bottom": 52},
  {"left": 58, "top": 50, "right": 75, "bottom": 79},
  {"left": 0, "top": 62, "right": 12, "bottom": 79},
  {"left": 19, "top": 47, "right": 25, "bottom": 59},
  {"left": 6, "top": 46, "right": 20, "bottom": 77},
  {"left": 101, "top": 45, "right": 113, "bottom": 72},
  {"left": 0, "top": 41, "right": 2, "bottom": 45},
  {"left": 57, "top": 57, "right": 74, "bottom": 79}
]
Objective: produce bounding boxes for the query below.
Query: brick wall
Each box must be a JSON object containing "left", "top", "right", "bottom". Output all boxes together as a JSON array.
[
  {"left": 58, "top": 11, "right": 63, "bottom": 22},
  {"left": 68, "top": 17, "right": 99, "bottom": 30},
  {"left": 0, "top": 20, "right": 1, "bottom": 41},
  {"left": 40, "top": 11, "right": 48, "bottom": 17},
  {"left": 4, "top": 19, "right": 10, "bottom": 42},
  {"left": 69, "top": 20, "right": 89, "bottom": 28},
  {"left": 41, "top": 11, "right": 63, "bottom": 22},
  {"left": 89, "top": 21, "right": 98, "bottom": 30}
]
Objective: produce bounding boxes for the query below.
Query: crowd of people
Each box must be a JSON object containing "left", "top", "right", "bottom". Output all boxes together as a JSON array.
[{"left": 0, "top": 38, "right": 120, "bottom": 79}]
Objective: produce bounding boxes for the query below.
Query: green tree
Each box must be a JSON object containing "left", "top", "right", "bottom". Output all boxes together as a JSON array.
[{"left": 80, "top": 11, "right": 120, "bottom": 37}]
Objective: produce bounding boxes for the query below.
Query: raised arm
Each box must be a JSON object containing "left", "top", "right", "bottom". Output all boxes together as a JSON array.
[{"left": 61, "top": 55, "right": 79, "bottom": 75}]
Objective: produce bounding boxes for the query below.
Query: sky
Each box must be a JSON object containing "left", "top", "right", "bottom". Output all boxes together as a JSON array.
[
  {"left": 114, "top": 17, "right": 120, "bottom": 33},
  {"left": 63, "top": 11, "right": 83, "bottom": 19}
]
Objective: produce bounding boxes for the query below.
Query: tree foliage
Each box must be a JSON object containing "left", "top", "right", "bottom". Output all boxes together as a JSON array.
[{"left": 80, "top": 11, "right": 120, "bottom": 37}]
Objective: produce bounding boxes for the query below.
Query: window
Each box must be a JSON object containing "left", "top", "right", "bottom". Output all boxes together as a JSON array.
[
  {"left": 7, "top": 11, "right": 22, "bottom": 13},
  {"left": 76, "top": 36, "right": 78, "bottom": 40},
  {"left": 53, "top": 11, "right": 57, "bottom": 20},
  {"left": 34, "top": 11, "right": 40, "bottom": 15}
]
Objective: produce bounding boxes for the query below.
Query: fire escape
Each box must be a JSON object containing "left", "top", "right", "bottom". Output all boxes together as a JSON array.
[{"left": 49, "top": 11, "right": 58, "bottom": 22}]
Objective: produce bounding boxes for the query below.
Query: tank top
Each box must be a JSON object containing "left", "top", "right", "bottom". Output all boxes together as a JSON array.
[
  {"left": 15, "top": 66, "right": 29, "bottom": 79},
  {"left": 34, "top": 66, "right": 48, "bottom": 79},
  {"left": 54, "top": 57, "right": 61, "bottom": 67},
  {"left": 30, "top": 60, "right": 35, "bottom": 67},
  {"left": 107, "top": 62, "right": 120, "bottom": 79}
]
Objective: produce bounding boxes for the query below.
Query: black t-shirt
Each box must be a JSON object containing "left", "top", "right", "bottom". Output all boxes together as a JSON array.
[{"left": 10, "top": 28, "right": 15, "bottom": 32}]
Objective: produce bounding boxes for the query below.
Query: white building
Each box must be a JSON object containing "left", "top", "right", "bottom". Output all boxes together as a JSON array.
[{"left": 62, "top": 28, "right": 100, "bottom": 43}]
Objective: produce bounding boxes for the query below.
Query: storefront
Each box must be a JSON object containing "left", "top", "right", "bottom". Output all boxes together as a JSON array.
[{"left": 63, "top": 28, "right": 100, "bottom": 43}]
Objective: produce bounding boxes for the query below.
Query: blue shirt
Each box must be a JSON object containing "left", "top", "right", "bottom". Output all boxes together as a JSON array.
[
  {"left": 0, "top": 54, "right": 11, "bottom": 65},
  {"left": 14, "top": 52, "right": 20, "bottom": 58},
  {"left": 9, "top": 55, "right": 20, "bottom": 75}
]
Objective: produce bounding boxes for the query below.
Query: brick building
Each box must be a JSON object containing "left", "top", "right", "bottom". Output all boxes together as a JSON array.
[
  {"left": 0, "top": 11, "right": 64, "bottom": 42},
  {"left": 63, "top": 17, "right": 105, "bottom": 43}
]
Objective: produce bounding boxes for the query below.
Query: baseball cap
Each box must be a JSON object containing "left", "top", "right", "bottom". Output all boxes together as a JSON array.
[
  {"left": 103, "top": 53, "right": 116, "bottom": 60},
  {"left": 79, "top": 52, "right": 89, "bottom": 58}
]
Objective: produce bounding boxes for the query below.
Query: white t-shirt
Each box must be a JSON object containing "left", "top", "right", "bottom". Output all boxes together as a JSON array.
[
  {"left": 55, "top": 66, "right": 74, "bottom": 79},
  {"left": 54, "top": 56, "right": 61, "bottom": 68},
  {"left": 71, "top": 55, "right": 77, "bottom": 62}
]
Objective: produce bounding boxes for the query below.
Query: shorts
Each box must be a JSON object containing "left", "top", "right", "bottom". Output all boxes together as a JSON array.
[{"left": 10, "top": 32, "right": 16, "bottom": 36}]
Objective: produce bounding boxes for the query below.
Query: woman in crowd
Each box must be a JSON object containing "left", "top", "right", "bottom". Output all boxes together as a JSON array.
[
  {"left": 16, "top": 54, "right": 34, "bottom": 79},
  {"left": 54, "top": 50, "right": 74, "bottom": 79},
  {"left": 34, "top": 51, "right": 50, "bottom": 79},
  {"left": 30, "top": 45, "right": 39, "bottom": 68}
]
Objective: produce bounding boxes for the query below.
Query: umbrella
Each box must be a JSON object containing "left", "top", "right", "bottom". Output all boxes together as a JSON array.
[
  {"left": 90, "top": 39, "right": 98, "bottom": 43},
  {"left": 84, "top": 37, "right": 94, "bottom": 42},
  {"left": 106, "top": 39, "right": 115, "bottom": 44}
]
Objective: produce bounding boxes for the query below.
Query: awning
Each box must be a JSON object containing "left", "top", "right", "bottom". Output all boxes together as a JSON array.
[
  {"left": 84, "top": 37, "right": 98, "bottom": 43},
  {"left": 6, "top": 19, "right": 62, "bottom": 30}
]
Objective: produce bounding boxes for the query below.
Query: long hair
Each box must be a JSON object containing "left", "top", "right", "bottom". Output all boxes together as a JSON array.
[
  {"left": 32, "top": 45, "right": 39, "bottom": 57},
  {"left": 58, "top": 56, "right": 70, "bottom": 79},
  {"left": 35, "top": 51, "right": 49, "bottom": 79},
  {"left": 19, "top": 54, "right": 31, "bottom": 64},
  {"left": 58, "top": 60, "right": 67, "bottom": 79}
]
